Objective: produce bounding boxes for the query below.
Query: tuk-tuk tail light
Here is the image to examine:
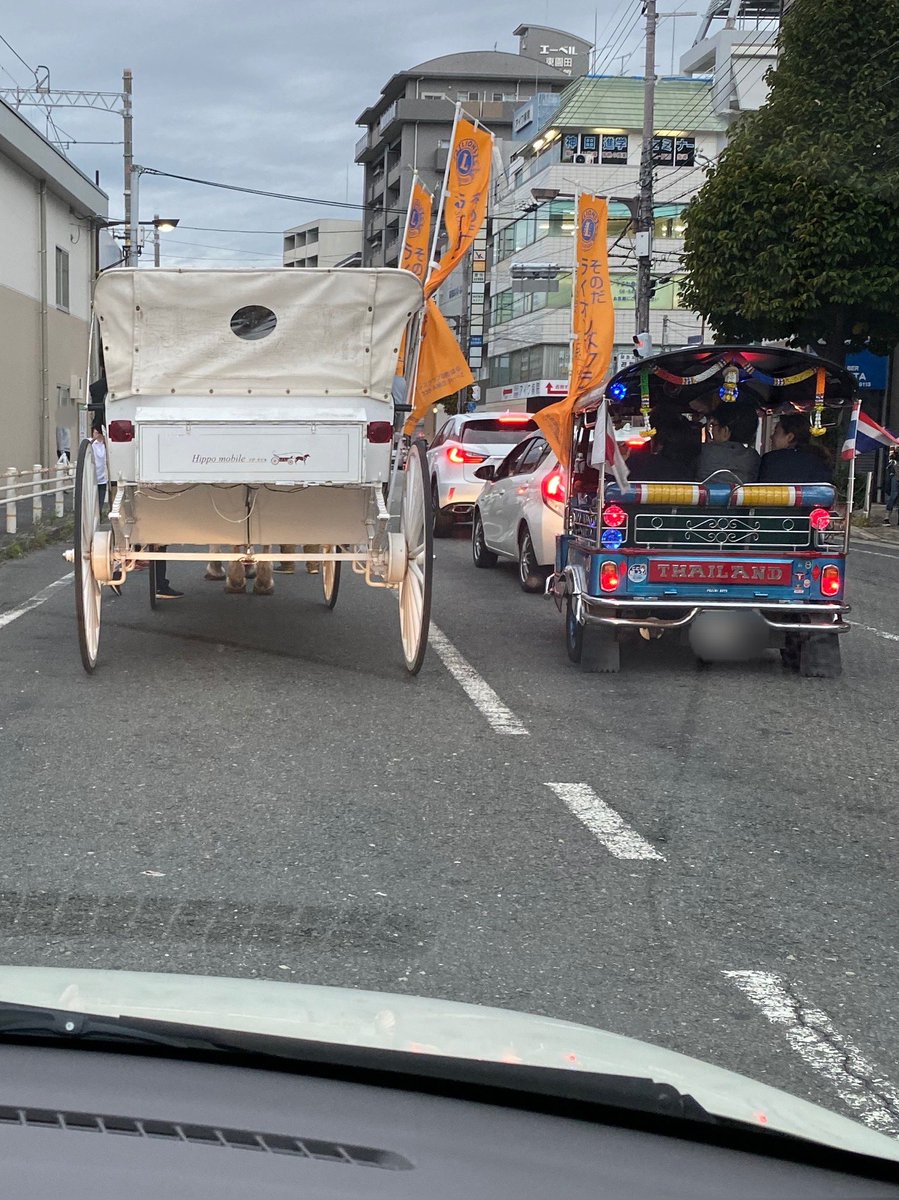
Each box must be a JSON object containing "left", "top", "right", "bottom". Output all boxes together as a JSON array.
[
  {"left": 821, "top": 565, "right": 841, "bottom": 597},
  {"left": 600, "top": 560, "right": 622, "bottom": 592},
  {"left": 602, "top": 504, "right": 627, "bottom": 529}
]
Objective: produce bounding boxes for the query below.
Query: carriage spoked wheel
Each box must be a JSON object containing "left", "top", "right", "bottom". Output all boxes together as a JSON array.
[
  {"left": 74, "top": 438, "right": 102, "bottom": 673},
  {"left": 398, "top": 440, "right": 433, "bottom": 674},
  {"left": 321, "top": 545, "right": 341, "bottom": 609}
]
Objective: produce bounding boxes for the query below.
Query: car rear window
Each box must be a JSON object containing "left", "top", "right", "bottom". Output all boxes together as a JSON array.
[{"left": 460, "top": 418, "right": 538, "bottom": 445}]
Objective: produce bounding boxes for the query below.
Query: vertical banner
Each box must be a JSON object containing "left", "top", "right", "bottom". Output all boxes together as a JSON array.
[
  {"left": 405, "top": 114, "right": 494, "bottom": 433},
  {"left": 400, "top": 177, "right": 432, "bottom": 285},
  {"left": 426, "top": 117, "right": 493, "bottom": 297},
  {"left": 535, "top": 195, "right": 615, "bottom": 467}
]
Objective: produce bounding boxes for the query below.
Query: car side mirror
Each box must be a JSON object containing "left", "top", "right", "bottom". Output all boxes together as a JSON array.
[{"left": 474, "top": 464, "right": 496, "bottom": 481}]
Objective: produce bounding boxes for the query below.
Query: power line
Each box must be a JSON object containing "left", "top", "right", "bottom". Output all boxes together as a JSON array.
[
  {"left": 140, "top": 166, "right": 384, "bottom": 215},
  {"left": 0, "top": 32, "right": 35, "bottom": 76}
]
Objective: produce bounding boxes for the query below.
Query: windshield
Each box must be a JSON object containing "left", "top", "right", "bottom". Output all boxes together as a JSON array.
[
  {"left": 460, "top": 419, "right": 538, "bottom": 444},
  {"left": 1, "top": 0, "right": 898, "bottom": 1179}
]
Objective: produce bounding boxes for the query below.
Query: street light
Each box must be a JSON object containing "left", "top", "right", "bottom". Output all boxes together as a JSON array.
[{"left": 100, "top": 214, "right": 180, "bottom": 269}]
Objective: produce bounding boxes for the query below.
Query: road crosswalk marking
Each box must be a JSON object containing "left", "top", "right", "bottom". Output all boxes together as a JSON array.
[{"left": 545, "top": 782, "right": 665, "bottom": 861}]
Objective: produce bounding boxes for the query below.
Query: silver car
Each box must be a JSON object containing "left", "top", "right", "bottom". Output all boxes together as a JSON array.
[{"left": 427, "top": 413, "right": 537, "bottom": 536}]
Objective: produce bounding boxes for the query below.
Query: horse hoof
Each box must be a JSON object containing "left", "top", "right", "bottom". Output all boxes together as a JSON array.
[
  {"left": 224, "top": 583, "right": 247, "bottom": 594},
  {"left": 205, "top": 570, "right": 226, "bottom": 581},
  {"left": 253, "top": 582, "right": 275, "bottom": 596}
]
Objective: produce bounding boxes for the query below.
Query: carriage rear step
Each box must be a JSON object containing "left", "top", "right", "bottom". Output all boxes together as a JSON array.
[{"left": 136, "top": 420, "right": 364, "bottom": 483}]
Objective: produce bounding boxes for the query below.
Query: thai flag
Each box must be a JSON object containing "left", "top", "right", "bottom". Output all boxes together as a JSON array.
[
  {"left": 842, "top": 401, "right": 899, "bottom": 458},
  {"left": 591, "top": 398, "right": 630, "bottom": 489}
]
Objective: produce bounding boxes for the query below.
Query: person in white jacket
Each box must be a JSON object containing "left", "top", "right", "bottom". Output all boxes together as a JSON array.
[{"left": 90, "top": 425, "right": 109, "bottom": 515}]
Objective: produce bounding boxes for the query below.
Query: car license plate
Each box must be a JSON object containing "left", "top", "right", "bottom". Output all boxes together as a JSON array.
[{"left": 648, "top": 560, "right": 792, "bottom": 585}]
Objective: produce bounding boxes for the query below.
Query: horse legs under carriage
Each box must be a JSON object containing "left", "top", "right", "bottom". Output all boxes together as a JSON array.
[
  {"left": 70, "top": 267, "right": 433, "bottom": 673},
  {"left": 204, "top": 544, "right": 319, "bottom": 591}
]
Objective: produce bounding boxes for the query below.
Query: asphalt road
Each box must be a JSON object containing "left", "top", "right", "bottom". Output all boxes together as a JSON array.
[{"left": 0, "top": 530, "right": 897, "bottom": 1140}]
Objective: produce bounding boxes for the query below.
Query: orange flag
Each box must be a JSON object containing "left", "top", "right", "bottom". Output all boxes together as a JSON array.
[
  {"left": 535, "top": 196, "right": 615, "bottom": 468},
  {"left": 404, "top": 298, "right": 474, "bottom": 434},
  {"left": 401, "top": 177, "right": 432, "bottom": 285},
  {"left": 426, "top": 117, "right": 493, "bottom": 297}
]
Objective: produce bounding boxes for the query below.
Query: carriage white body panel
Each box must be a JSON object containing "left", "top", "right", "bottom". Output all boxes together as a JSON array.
[
  {"left": 137, "top": 418, "right": 365, "bottom": 484},
  {"left": 93, "top": 268, "right": 421, "bottom": 402}
]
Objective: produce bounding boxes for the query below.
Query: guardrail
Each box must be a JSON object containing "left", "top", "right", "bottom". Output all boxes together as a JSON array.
[{"left": 3, "top": 459, "right": 75, "bottom": 535}]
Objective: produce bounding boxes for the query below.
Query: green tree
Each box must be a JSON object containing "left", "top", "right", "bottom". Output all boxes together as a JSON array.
[{"left": 680, "top": 0, "right": 899, "bottom": 363}]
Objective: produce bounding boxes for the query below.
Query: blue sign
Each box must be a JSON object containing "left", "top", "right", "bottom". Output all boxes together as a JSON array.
[
  {"left": 846, "top": 349, "right": 889, "bottom": 390},
  {"left": 469, "top": 335, "right": 483, "bottom": 347}
]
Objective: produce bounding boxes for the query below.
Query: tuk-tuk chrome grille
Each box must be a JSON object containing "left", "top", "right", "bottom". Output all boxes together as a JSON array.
[{"left": 633, "top": 512, "right": 811, "bottom": 550}]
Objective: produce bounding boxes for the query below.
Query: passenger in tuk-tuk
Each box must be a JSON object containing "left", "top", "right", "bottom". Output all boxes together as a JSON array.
[
  {"left": 628, "top": 415, "right": 699, "bottom": 482},
  {"left": 758, "top": 413, "right": 833, "bottom": 483},
  {"left": 696, "top": 402, "right": 761, "bottom": 484}
]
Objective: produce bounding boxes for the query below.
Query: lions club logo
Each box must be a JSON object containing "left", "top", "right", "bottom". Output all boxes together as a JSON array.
[
  {"left": 455, "top": 138, "right": 479, "bottom": 179},
  {"left": 580, "top": 208, "right": 599, "bottom": 243}
]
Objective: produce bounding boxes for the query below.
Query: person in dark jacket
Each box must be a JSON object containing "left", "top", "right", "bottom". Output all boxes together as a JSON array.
[
  {"left": 758, "top": 413, "right": 832, "bottom": 484},
  {"left": 628, "top": 417, "right": 698, "bottom": 482},
  {"left": 696, "top": 403, "right": 761, "bottom": 483}
]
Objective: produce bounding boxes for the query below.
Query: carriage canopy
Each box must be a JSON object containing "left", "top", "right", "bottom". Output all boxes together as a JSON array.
[{"left": 93, "top": 268, "right": 424, "bottom": 403}]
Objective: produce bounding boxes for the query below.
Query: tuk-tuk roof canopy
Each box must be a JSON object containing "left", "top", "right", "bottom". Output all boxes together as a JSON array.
[
  {"left": 93, "top": 268, "right": 424, "bottom": 402},
  {"left": 599, "top": 345, "right": 857, "bottom": 415}
]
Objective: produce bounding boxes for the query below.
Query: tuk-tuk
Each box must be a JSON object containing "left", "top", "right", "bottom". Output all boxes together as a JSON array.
[{"left": 548, "top": 345, "right": 857, "bottom": 677}]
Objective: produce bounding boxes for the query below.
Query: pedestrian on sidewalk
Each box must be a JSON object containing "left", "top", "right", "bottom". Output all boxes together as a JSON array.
[
  {"left": 55, "top": 424, "right": 71, "bottom": 464},
  {"left": 883, "top": 448, "right": 899, "bottom": 525},
  {"left": 90, "top": 425, "right": 109, "bottom": 516}
]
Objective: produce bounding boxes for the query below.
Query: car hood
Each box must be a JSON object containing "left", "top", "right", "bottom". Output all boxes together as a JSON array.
[{"left": 0, "top": 966, "right": 895, "bottom": 1164}]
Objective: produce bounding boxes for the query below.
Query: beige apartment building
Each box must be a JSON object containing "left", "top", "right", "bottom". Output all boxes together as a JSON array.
[{"left": 0, "top": 98, "right": 107, "bottom": 470}]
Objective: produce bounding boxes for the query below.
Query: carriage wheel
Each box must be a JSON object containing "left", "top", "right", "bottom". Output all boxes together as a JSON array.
[
  {"left": 398, "top": 440, "right": 433, "bottom": 674},
  {"left": 322, "top": 545, "right": 341, "bottom": 609},
  {"left": 74, "top": 439, "right": 102, "bottom": 673}
]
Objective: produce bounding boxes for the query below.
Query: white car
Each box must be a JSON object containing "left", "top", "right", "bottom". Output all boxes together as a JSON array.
[
  {"left": 427, "top": 412, "right": 538, "bottom": 536},
  {"left": 471, "top": 432, "right": 564, "bottom": 591}
]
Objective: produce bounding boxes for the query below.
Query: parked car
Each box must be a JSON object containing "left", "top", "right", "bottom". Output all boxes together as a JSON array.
[
  {"left": 472, "top": 426, "right": 646, "bottom": 592},
  {"left": 427, "top": 413, "right": 537, "bottom": 536},
  {"left": 471, "top": 432, "right": 564, "bottom": 591}
]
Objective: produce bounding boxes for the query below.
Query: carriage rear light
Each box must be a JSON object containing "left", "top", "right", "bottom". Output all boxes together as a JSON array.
[
  {"left": 367, "top": 421, "right": 393, "bottom": 444},
  {"left": 498, "top": 414, "right": 532, "bottom": 424},
  {"left": 600, "top": 560, "right": 622, "bottom": 592},
  {"left": 602, "top": 504, "right": 626, "bottom": 528},
  {"left": 809, "top": 507, "right": 831, "bottom": 531},
  {"left": 447, "top": 445, "right": 486, "bottom": 465},
  {"left": 821, "top": 565, "right": 841, "bottom": 596},
  {"left": 108, "top": 420, "right": 134, "bottom": 442},
  {"left": 541, "top": 468, "right": 566, "bottom": 510}
]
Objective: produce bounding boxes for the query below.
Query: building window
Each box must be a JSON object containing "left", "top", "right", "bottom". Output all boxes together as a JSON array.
[
  {"left": 55, "top": 246, "right": 69, "bottom": 311},
  {"left": 307, "top": 255, "right": 318, "bottom": 267},
  {"left": 492, "top": 91, "right": 517, "bottom": 101},
  {"left": 421, "top": 91, "right": 448, "bottom": 100},
  {"left": 457, "top": 90, "right": 479, "bottom": 101}
]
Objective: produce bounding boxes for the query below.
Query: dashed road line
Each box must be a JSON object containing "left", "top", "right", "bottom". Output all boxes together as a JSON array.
[
  {"left": 851, "top": 544, "right": 899, "bottom": 560},
  {"left": 725, "top": 970, "right": 899, "bottom": 1138},
  {"left": 546, "top": 782, "right": 665, "bottom": 861},
  {"left": 428, "top": 624, "right": 528, "bottom": 735},
  {"left": 0, "top": 573, "right": 73, "bottom": 631},
  {"left": 855, "top": 624, "right": 899, "bottom": 644}
]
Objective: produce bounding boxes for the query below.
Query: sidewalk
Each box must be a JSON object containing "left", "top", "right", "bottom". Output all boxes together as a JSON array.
[
  {"left": 0, "top": 490, "right": 74, "bottom": 559},
  {"left": 852, "top": 503, "right": 899, "bottom": 545}
]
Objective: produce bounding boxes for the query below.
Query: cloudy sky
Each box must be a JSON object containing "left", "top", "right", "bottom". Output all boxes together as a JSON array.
[{"left": 1, "top": 0, "right": 699, "bottom": 265}]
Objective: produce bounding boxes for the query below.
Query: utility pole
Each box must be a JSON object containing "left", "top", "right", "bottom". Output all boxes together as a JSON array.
[
  {"left": 123, "top": 69, "right": 133, "bottom": 266},
  {"left": 153, "top": 213, "right": 161, "bottom": 267},
  {"left": 636, "top": 0, "right": 657, "bottom": 337}
]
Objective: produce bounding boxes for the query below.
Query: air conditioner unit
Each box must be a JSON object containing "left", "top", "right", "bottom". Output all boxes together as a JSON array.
[{"left": 573, "top": 152, "right": 598, "bottom": 164}]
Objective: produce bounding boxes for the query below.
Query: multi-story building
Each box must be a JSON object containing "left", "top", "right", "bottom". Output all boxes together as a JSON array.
[
  {"left": 0, "top": 98, "right": 107, "bottom": 469},
  {"left": 282, "top": 218, "right": 363, "bottom": 269},
  {"left": 354, "top": 28, "right": 592, "bottom": 271},
  {"left": 484, "top": 73, "right": 729, "bottom": 410}
]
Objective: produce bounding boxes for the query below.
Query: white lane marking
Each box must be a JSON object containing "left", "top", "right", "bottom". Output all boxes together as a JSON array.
[
  {"left": 851, "top": 545, "right": 899, "bottom": 560},
  {"left": 428, "top": 624, "right": 528, "bottom": 735},
  {"left": 855, "top": 624, "right": 899, "bottom": 643},
  {"left": 725, "top": 971, "right": 899, "bottom": 1138},
  {"left": 0, "top": 573, "right": 73, "bottom": 631},
  {"left": 546, "top": 782, "right": 665, "bottom": 861}
]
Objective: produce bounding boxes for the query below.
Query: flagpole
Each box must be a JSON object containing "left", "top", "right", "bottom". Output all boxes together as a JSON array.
[
  {"left": 398, "top": 169, "right": 419, "bottom": 267},
  {"left": 426, "top": 101, "right": 461, "bottom": 287}
]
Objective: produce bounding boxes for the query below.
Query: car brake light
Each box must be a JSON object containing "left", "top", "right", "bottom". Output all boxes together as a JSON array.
[
  {"left": 809, "top": 507, "right": 831, "bottom": 531},
  {"left": 600, "top": 560, "right": 622, "bottom": 592},
  {"left": 541, "top": 468, "right": 566, "bottom": 509},
  {"left": 367, "top": 421, "right": 393, "bottom": 443},
  {"left": 602, "top": 504, "right": 626, "bottom": 528},
  {"left": 498, "top": 414, "right": 532, "bottom": 424},
  {"left": 447, "top": 445, "right": 486, "bottom": 465},
  {"left": 108, "top": 420, "right": 134, "bottom": 442},
  {"left": 821, "top": 564, "right": 841, "bottom": 597}
]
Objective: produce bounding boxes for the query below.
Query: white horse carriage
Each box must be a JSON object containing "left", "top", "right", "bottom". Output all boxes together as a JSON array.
[{"left": 69, "top": 267, "right": 432, "bottom": 673}]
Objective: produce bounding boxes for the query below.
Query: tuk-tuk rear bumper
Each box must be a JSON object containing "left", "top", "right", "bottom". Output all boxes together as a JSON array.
[{"left": 550, "top": 569, "right": 850, "bottom": 634}]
